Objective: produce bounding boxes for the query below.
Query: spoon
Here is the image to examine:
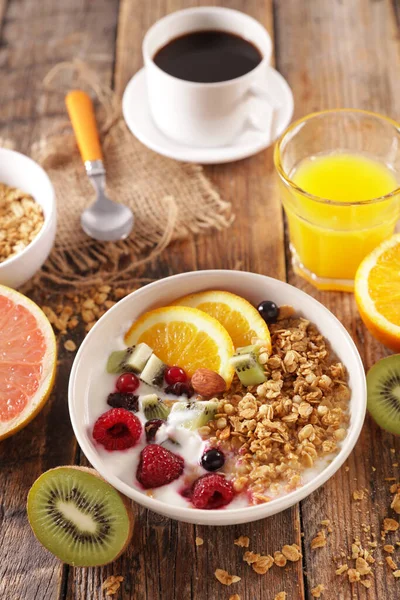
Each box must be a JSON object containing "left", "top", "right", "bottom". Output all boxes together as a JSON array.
[{"left": 65, "top": 90, "right": 134, "bottom": 241}]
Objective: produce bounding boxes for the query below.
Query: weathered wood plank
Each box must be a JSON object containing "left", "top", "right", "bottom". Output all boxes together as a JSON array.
[
  {"left": 64, "top": 1, "right": 304, "bottom": 600},
  {"left": 275, "top": 1, "right": 400, "bottom": 598},
  {"left": 0, "top": 1, "right": 119, "bottom": 599}
]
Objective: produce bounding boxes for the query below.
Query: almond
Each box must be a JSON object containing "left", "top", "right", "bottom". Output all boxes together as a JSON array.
[{"left": 191, "top": 368, "right": 226, "bottom": 397}]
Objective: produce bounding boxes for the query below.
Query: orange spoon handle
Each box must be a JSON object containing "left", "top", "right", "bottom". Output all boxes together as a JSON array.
[{"left": 65, "top": 90, "right": 103, "bottom": 163}]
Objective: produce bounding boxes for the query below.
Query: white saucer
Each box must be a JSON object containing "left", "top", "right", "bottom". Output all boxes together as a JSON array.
[{"left": 122, "top": 67, "right": 294, "bottom": 164}]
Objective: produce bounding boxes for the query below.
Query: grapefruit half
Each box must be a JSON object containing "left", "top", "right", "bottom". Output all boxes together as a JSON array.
[{"left": 0, "top": 285, "right": 57, "bottom": 440}]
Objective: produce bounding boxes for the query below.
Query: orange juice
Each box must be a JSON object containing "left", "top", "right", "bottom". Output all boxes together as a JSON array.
[{"left": 282, "top": 152, "right": 400, "bottom": 290}]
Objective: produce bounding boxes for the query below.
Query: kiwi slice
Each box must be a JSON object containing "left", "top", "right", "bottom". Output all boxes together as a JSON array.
[
  {"left": 230, "top": 343, "right": 267, "bottom": 387},
  {"left": 125, "top": 343, "right": 153, "bottom": 373},
  {"left": 27, "top": 466, "right": 133, "bottom": 567},
  {"left": 140, "top": 354, "right": 167, "bottom": 387},
  {"left": 367, "top": 354, "right": 400, "bottom": 435},
  {"left": 106, "top": 343, "right": 153, "bottom": 374},
  {"left": 169, "top": 400, "right": 219, "bottom": 430},
  {"left": 141, "top": 394, "right": 170, "bottom": 419},
  {"left": 107, "top": 349, "right": 131, "bottom": 374}
]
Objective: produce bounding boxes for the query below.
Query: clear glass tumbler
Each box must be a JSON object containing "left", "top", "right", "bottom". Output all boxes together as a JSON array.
[{"left": 274, "top": 109, "right": 400, "bottom": 291}]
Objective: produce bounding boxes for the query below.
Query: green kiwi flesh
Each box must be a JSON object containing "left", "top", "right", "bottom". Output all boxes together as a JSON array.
[
  {"left": 367, "top": 354, "right": 400, "bottom": 435},
  {"left": 27, "top": 466, "right": 133, "bottom": 567}
]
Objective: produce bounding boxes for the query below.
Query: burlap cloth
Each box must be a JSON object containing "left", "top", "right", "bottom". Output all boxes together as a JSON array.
[{"left": 26, "top": 61, "right": 234, "bottom": 289}]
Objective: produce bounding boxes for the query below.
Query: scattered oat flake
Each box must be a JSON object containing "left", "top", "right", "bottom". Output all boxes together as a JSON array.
[
  {"left": 320, "top": 519, "right": 330, "bottom": 527},
  {"left": 352, "top": 489, "right": 364, "bottom": 501},
  {"left": 386, "top": 556, "right": 398, "bottom": 571},
  {"left": 102, "top": 576, "right": 124, "bottom": 596},
  {"left": 234, "top": 536, "right": 250, "bottom": 548},
  {"left": 356, "top": 557, "right": 371, "bottom": 575},
  {"left": 195, "top": 537, "right": 204, "bottom": 546},
  {"left": 347, "top": 568, "right": 360, "bottom": 583},
  {"left": 335, "top": 564, "right": 348, "bottom": 575},
  {"left": 311, "top": 530, "right": 327, "bottom": 549},
  {"left": 361, "top": 580, "right": 372, "bottom": 589},
  {"left": 252, "top": 554, "right": 274, "bottom": 575},
  {"left": 311, "top": 584, "right": 325, "bottom": 598},
  {"left": 229, "top": 595, "right": 241, "bottom": 600},
  {"left": 214, "top": 569, "right": 241, "bottom": 586},
  {"left": 64, "top": 339, "right": 77, "bottom": 352},
  {"left": 394, "top": 570, "right": 400, "bottom": 578},
  {"left": 274, "top": 551, "right": 287, "bottom": 567},
  {"left": 391, "top": 492, "right": 400, "bottom": 515},
  {"left": 274, "top": 594, "right": 287, "bottom": 600},
  {"left": 384, "top": 518, "right": 399, "bottom": 532},
  {"left": 282, "top": 544, "right": 302, "bottom": 561},
  {"left": 384, "top": 544, "right": 395, "bottom": 553},
  {"left": 243, "top": 550, "right": 260, "bottom": 565}
]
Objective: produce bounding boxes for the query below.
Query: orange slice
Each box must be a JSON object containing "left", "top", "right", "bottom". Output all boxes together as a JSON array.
[
  {"left": 173, "top": 290, "right": 271, "bottom": 351},
  {"left": 0, "top": 285, "right": 57, "bottom": 440},
  {"left": 355, "top": 233, "right": 400, "bottom": 351},
  {"left": 124, "top": 306, "right": 234, "bottom": 385}
]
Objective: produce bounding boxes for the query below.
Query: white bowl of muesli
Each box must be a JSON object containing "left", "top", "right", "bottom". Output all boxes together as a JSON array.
[
  {"left": 0, "top": 148, "right": 56, "bottom": 288},
  {"left": 69, "top": 270, "right": 366, "bottom": 525}
]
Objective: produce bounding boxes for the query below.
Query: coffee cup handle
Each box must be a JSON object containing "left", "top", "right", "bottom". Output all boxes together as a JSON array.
[{"left": 241, "top": 84, "right": 280, "bottom": 141}]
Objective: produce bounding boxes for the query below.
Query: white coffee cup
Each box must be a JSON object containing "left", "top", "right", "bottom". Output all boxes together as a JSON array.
[{"left": 143, "top": 7, "right": 274, "bottom": 148}]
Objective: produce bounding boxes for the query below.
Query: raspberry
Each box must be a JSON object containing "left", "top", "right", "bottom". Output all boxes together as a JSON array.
[
  {"left": 107, "top": 392, "right": 138, "bottom": 412},
  {"left": 93, "top": 408, "right": 142, "bottom": 451},
  {"left": 191, "top": 474, "right": 234, "bottom": 509},
  {"left": 136, "top": 444, "right": 184, "bottom": 489}
]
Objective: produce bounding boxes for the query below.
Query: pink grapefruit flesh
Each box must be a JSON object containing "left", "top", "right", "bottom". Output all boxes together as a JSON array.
[{"left": 0, "top": 286, "right": 56, "bottom": 440}]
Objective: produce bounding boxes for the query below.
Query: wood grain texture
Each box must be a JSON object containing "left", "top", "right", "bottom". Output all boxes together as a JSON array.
[
  {"left": 0, "top": 1, "right": 119, "bottom": 599},
  {"left": 1, "top": 0, "right": 400, "bottom": 599},
  {"left": 275, "top": 1, "right": 400, "bottom": 598}
]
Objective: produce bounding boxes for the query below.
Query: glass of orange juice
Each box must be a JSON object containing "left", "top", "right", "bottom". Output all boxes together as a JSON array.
[{"left": 274, "top": 109, "right": 400, "bottom": 291}]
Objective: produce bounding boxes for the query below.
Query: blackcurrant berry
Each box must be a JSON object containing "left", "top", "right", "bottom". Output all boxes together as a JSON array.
[
  {"left": 257, "top": 300, "right": 279, "bottom": 324},
  {"left": 201, "top": 448, "right": 225, "bottom": 472}
]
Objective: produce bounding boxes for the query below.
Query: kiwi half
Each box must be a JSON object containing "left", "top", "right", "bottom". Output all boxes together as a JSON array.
[
  {"left": 27, "top": 466, "right": 134, "bottom": 567},
  {"left": 367, "top": 354, "right": 400, "bottom": 435}
]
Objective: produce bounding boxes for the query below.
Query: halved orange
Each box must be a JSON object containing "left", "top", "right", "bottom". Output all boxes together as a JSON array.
[
  {"left": 173, "top": 290, "right": 271, "bottom": 351},
  {"left": 355, "top": 233, "right": 400, "bottom": 351},
  {"left": 124, "top": 306, "right": 234, "bottom": 385},
  {"left": 0, "top": 285, "right": 57, "bottom": 440}
]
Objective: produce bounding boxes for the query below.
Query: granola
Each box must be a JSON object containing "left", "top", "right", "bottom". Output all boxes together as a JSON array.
[
  {"left": 203, "top": 314, "right": 350, "bottom": 503},
  {"left": 0, "top": 182, "right": 44, "bottom": 263}
]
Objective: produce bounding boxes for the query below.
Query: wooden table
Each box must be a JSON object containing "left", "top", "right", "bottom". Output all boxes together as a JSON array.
[{"left": 1, "top": 1, "right": 400, "bottom": 599}]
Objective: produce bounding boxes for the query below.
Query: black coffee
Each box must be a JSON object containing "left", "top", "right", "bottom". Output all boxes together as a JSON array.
[{"left": 153, "top": 30, "right": 262, "bottom": 83}]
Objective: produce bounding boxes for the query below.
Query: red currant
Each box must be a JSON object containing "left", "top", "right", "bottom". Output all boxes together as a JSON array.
[
  {"left": 165, "top": 366, "right": 187, "bottom": 385},
  {"left": 116, "top": 372, "right": 139, "bottom": 393}
]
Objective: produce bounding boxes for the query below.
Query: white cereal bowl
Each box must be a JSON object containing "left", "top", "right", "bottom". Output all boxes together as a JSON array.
[
  {"left": 68, "top": 270, "right": 366, "bottom": 525},
  {"left": 0, "top": 148, "right": 56, "bottom": 289}
]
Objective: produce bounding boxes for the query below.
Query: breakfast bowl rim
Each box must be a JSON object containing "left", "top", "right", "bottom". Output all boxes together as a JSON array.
[{"left": 68, "top": 269, "right": 367, "bottom": 524}]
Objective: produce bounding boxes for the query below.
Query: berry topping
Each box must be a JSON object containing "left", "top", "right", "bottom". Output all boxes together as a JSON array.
[
  {"left": 191, "top": 474, "right": 234, "bottom": 509},
  {"left": 93, "top": 408, "right": 142, "bottom": 451},
  {"left": 165, "top": 382, "right": 194, "bottom": 398},
  {"left": 201, "top": 448, "right": 225, "bottom": 472},
  {"left": 165, "top": 366, "right": 188, "bottom": 385},
  {"left": 145, "top": 419, "right": 165, "bottom": 442},
  {"left": 107, "top": 392, "right": 139, "bottom": 412},
  {"left": 116, "top": 372, "right": 140, "bottom": 393},
  {"left": 136, "top": 445, "right": 184, "bottom": 489},
  {"left": 257, "top": 300, "right": 279, "bottom": 324}
]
